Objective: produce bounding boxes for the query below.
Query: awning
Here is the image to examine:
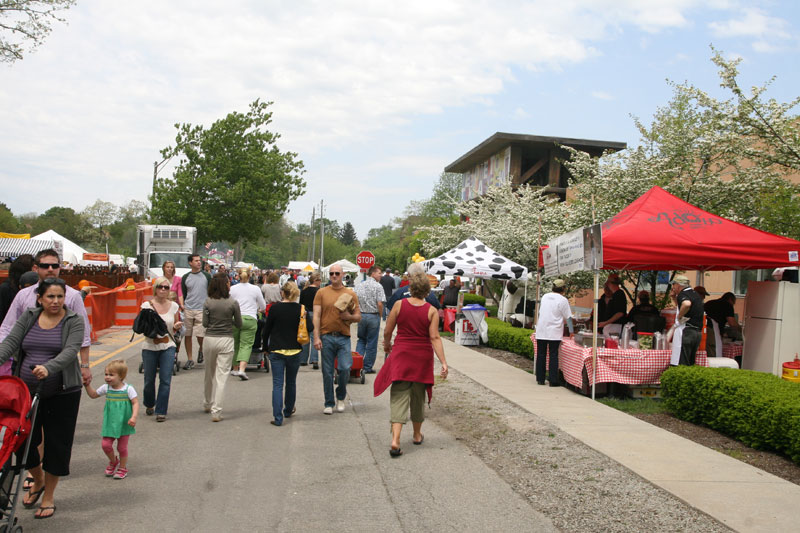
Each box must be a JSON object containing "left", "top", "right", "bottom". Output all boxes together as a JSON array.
[{"left": 0, "top": 238, "right": 57, "bottom": 259}]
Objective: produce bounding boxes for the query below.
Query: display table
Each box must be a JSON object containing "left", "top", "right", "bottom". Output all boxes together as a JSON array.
[
  {"left": 720, "top": 343, "right": 742, "bottom": 360},
  {"left": 531, "top": 335, "right": 709, "bottom": 389}
]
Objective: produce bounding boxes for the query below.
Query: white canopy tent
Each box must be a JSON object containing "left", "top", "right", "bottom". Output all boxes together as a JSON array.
[
  {"left": 287, "top": 260, "right": 319, "bottom": 271},
  {"left": 31, "top": 230, "right": 89, "bottom": 265},
  {"left": 321, "top": 259, "right": 359, "bottom": 273}
]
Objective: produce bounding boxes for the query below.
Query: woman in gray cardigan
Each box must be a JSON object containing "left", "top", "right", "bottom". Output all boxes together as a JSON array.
[{"left": 0, "top": 278, "right": 84, "bottom": 519}]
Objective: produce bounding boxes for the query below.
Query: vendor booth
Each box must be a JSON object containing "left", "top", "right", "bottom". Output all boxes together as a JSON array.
[
  {"left": 544, "top": 186, "right": 800, "bottom": 398},
  {"left": 425, "top": 237, "right": 528, "bottom": 343}
]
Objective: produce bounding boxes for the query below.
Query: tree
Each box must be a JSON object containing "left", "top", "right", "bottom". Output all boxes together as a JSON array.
[
  {"left": 82, "top": 199, "right": 118, "bottom": 228},
  {"left": 406, "top": 172, "right": 463, "bottom": 221},
  {"left": 0, "top": 0, "right": 75, "bottom": 63},
  {"left": 339, "top": 222, "right": 358, "bottom": 246},
  {"left": 0, "top": 202, "right": 21, "bottom": 233},
  {"left": 151, "top": 99, "right": 306, "bottom": 245},
  {"left": 30, "top": 206, "right": 95, "bottom": 245}
]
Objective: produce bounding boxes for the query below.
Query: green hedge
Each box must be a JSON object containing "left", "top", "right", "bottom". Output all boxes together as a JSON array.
[
  {"left": 485, "top": 305, "right": 498, "bottom": 317},
  {"left": 662, "top": 366, "right": 800, "bottom": 464},
  {"left": 463, "top": 293, "right": 486, "bottom": 306},
  {"left": 485, "top": 317, "right": 535, "bottom": 358}
]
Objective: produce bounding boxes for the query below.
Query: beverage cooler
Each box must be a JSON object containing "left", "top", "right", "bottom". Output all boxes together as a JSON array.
[{"left": 742, "top": 281, "right": 800, "bottom": 375}]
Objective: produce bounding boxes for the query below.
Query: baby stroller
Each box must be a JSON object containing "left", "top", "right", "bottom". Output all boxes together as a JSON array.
[{"left": 0, "top": 375, "right": 43, "bottom": 532}]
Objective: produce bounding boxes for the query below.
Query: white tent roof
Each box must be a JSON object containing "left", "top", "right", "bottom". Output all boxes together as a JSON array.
[
  {"left": 31, "top": 230, "right": 89, "bottom": 265},
  {"left": 321, "top": 259, "right": 359, "bottom": 273},
  {"left": 287, "top": 261, "right": 319, "bottom": 271},
  {"left": 424, "top": 237, "right": 528, "bottom": 281}
]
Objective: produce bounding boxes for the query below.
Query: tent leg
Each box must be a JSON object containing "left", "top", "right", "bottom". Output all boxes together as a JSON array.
[
  {"left": 591, "top": 271, "right": 599, "bottom": 401},
  {"left": 522, "top": 279, "right": 528, "bottom": 327}
]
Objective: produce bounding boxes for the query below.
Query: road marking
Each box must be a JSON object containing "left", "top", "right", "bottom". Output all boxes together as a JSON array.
[{"left": 91, "top": 337, "right": 145, "bottom": 368}]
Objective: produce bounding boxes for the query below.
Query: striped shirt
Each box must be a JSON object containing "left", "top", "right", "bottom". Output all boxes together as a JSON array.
[
  {"left": 355, "top": 278, "right": 386, "bottom": 314},
  {"left": 20, "top": 321, "right": 65, "bottom": 397}
]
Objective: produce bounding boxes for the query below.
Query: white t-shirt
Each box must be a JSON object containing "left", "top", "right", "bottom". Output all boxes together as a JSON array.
[
  {"left": 230, "top": 282, "right": 266, "bottom": 319},
  {"left": 535, "top": 292, "right": 573, "bottom": 341},
  {"left": 140, "top": 300, "right": 180, "bottom": 350},
  {"left": 95, "top": 383, "right": 138, "bottom": 400}
]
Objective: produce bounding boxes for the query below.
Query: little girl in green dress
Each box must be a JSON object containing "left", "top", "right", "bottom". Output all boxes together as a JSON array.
[{"left": 85, "top": 359, "right": 139, "bottom": 479}]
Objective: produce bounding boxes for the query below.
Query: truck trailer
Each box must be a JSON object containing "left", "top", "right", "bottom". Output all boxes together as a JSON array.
[{"left": 136, "top": 225, "right": 197, "bottom": 279}]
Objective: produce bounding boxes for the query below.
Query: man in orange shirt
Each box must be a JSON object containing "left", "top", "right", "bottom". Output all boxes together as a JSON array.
[{"left": 313, "top": 264, "right": 361, "bottom": 414}]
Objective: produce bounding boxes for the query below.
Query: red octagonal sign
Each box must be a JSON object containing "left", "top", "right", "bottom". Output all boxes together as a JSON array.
[{"left": 356, "top": 250, "right": 375, "bottom": 272}]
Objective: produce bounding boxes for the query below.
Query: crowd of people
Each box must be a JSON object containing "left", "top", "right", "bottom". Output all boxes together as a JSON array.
[{"left": 0, "top": 251, "right": 448, "bottom": 520}]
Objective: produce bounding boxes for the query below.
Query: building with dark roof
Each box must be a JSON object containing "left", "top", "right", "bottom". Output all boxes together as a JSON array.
[{"left": 445, "top": 132, "right": 626, "bottom": 201}]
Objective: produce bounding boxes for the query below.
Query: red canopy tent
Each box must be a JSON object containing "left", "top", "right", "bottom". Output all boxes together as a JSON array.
[{"left": 600, "top": 186, "right": 800, "bottom": 271}]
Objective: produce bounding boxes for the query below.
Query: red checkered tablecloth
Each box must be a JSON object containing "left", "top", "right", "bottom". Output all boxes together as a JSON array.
[
  {"left": 531, "top": 335, "right": 709, "bottom": 388},
  {"left": 722, "top": 343, "right": 742, "bottom": 360}
]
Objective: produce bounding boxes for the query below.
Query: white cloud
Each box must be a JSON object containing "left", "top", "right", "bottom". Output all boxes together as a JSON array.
[
  {"left": 709, "top": 7, "right": 792, "bottom": 50},
  {"left": 514, "top": 107, "right": 530, "bottom": 118},
  {"left": 591, "top": 91, "right": 614, "bottom": 101}
]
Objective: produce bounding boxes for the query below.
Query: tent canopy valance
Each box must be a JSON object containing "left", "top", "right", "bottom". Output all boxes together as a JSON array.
[
  {"left": 0, "top": 238, "right": 57, "bottom": 259},
  {"left": 424, "top": 237, "right": 528, "bottom": 280},
  {"left": 600, "top": 186, "right": 800, "bottom": 271},
  {"left": 322, "top": 259, "right": 359, "bottom": 273},
  {"left": 287, "top": 261, "right": 319, "bottom": 271}
]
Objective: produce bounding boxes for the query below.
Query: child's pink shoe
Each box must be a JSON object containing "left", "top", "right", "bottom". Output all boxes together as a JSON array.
[
  {"left": 113, "top": 467, "right": 128, "bottom": 480},
  {"left": 104, "top": 457, "right": 119, "bottom": 477}
]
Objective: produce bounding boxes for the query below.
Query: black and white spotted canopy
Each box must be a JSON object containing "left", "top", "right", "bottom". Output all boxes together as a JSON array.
[{"left": 423, "top": 237, "right": 528, "bottom": 281}]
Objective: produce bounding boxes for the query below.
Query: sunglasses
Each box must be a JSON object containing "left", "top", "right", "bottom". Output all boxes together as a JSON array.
[
  {"left": 41, "top": 278, "right": 66, "bottom": 287},
  {"left": 329, "top": 272, "right": 342, "bottom": 276},
  {"left": 37, "top": 262, "right": 60, "bottom": 270},
  {"left": 157, "top": 285, "right": 170, "bottom": 290}
]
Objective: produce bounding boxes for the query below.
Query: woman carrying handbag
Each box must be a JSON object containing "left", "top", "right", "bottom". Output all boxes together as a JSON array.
[{"left": 261, "top": 281, "right": 312, "bottom": 426}]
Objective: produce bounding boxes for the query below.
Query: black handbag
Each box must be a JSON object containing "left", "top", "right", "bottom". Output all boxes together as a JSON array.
[{"left": 130, "top": 307, "right": 169, "bottom": 341}]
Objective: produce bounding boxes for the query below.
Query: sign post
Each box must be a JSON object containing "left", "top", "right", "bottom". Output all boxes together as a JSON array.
[{"left": 356, "top": 250, "right": 375, "bottom": 273}]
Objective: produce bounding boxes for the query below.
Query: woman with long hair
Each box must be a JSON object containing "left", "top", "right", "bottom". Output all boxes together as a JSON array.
[
  {"left": 376, "top": 272, "right": 448, "bottom": 458},
  {"left": 162, "top": 260, "right": 182, "bottom": 310},
  {"left": 0, "top": 278, "right": 85, "bottom": 519},
  {"left": 202, "top": 273, "right": 242, "bottom": 422},
  {"left": 230, "top": 268, "right": 265, "bottom": 380},
  {"left": 298, "top": 273, "right": 321, "bottom": 369},
  {"left": 262, "top": 281, "right": 310, "bottom": 426}
]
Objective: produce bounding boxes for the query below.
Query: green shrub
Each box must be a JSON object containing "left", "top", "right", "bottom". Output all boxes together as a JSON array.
[
  {"left": 662, "top": 366, "right": 800, "bottom": 464},
  {"left": 485, "top": 317, "right": 535, "bottom": 358},
  {"left": 485, "top": 305, "right": 498, "bottom": 317},
  {"left": 463, "top": 293, "right": 486, "bottom": 306}
]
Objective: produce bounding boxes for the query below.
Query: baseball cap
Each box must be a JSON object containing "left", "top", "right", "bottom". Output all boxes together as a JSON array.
[
  {"left": 553, "top": 279, "right": 565, "bottom": 287},
  {"left": 694, "top": 285, "right": 709, "bottom": 296},
  {"left": 673, "top": 274, "right": 690, "bottom": 285}
]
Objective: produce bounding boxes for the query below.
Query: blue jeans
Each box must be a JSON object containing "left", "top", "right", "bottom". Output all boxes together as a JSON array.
[
  {"left": 299, "top": 311, "right": 318, "bottom": 364},
  {"left": 321, "top": 334, "right": 352, "bottom": 407},
  {"left": 356, "top": 313, "right": 381, "bottom": 371},
  {"left": 142, "top": 347, "right": 175, "bottom": 416},
  {"left": 268, "top": 352, "right": 301, "bottom": 425}
]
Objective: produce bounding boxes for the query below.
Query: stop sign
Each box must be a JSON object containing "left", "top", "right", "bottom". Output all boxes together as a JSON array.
[{"left": 356, "top": 250, "right": 375, "bottom": 272}]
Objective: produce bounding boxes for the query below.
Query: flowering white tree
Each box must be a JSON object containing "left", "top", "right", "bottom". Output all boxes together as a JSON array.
[{"left": 422, "top": 49, "right": 800, "bottom": 297}]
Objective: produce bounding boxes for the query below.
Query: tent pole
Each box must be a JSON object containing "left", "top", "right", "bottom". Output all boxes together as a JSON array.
[
  {"left": 592, "top": 270, "right": 599, "bottom": 400},
  {"left": 501, "top": 280, "right": 508, "bottom": 321},
  {"left": 535, "top": 213, "right": 541, "bottom": 328},
  {"left": 523, "top": 278, "right": 528, "bottom": 327}
]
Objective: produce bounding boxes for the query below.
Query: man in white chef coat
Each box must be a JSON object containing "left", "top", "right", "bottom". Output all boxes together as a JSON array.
[{"left": 535, "top": 279, "right": 573, "bottom": 387}]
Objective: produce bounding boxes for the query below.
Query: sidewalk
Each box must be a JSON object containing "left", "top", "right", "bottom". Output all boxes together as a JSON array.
[{"left": 443, "top": 338, "right": 800, "bottom": 533}]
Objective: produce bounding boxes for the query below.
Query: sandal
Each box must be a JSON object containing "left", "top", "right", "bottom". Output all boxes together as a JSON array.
[
  {"left": 34, "top": 505, "right": 56, "bottom": 519},
  {"left": 23, "top": 486, "right": 45, "bottom": 508},
  {"left": 389, "top": 447, "right": 403, "bottom": 458},
  {"left": 156, "top": 415, "right": 166, "bottom": 422},
  {"left": 413, "top": 434, "right": 424, "bottom": 445},
  {"left": 23, "top": 475, "right": 34, "bottom": 491},
  {"left": 146, "top": 407, "right": 155, "bottom": 416}
]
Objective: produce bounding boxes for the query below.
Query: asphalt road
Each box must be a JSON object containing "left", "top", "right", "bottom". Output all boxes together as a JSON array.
[{"left": 15, "top": 327, "right": 556, "bottom": 533}]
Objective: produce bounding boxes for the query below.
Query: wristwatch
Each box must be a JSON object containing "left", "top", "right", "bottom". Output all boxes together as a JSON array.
[{"left": 80, "top": 363, "right": 90, "bottom": 368}]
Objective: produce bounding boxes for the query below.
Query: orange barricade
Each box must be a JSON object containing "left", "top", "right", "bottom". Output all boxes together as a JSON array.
[
  {"left": 83, "top": 296, "right": 99, "bottom": 343},
  {"left": 81, "top": 280, "right": 153, "bottom": 334}
]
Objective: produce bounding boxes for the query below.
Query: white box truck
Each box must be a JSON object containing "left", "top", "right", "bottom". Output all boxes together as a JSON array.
[{"left": 136, "top": 225, "right": 197, "bottom": 279}]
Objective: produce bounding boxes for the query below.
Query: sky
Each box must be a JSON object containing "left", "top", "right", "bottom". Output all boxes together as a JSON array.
[{"left": 1, "top": 0, "right": 799, "bottom": 243}]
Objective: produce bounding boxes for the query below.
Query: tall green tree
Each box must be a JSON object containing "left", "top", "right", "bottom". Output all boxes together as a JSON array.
[
  {"left": 151, "top": 99, "right": 306, "bottom": 245},
  {"left": 0, "top": 0, "right": 75, "bottom": 63},
  {"left": 339, "top": 222, "right": 358, "bottom": 246},
  {"left": 406, "top": 172, "right": 463, "bottom": 221},
  {"left": 0, "top": 202, "right": 21, "bottom": 233}
]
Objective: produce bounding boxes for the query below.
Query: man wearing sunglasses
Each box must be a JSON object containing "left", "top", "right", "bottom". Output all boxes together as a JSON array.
[
  {"left": 313, "top": 264, "right": 361, "bottom": 414},
  {"left": 0, "top": 249, "right": 93, "bottom": 385}
]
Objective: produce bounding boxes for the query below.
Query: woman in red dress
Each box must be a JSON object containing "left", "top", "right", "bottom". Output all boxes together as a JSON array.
[{"left": 375, "top": 272, "right": 448, "bottom": 457}]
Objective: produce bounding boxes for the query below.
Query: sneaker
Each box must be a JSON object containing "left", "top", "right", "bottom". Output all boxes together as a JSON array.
[
  {"left": 238, "top": 372, "right": 249, "bottom": 381},
  {"left": 104, "top": 457, "right": 119, "bottom": 477},
  {"left": 212, "top": 414, "right": 223, "bottom": 422},
  {"left": 312, "top": 363, "right": 319, "bottom": 370},
  {"left": 197, "top": 351, "right": 204, "bottom": 364},
  {"left": 113, "top": 467, "right": 128, "bottom": 480},
  {"left": 230, "top": 370, "right": 240, "bottom": 377},
  {"left": 336, "top": 400, "right": 345, "bottom": 413},
  {"left": 183, "top": 360, "right": 195, "bottom": 370},
  {"left": 323, "top": 406, "right": 333, "bottom": 415}
]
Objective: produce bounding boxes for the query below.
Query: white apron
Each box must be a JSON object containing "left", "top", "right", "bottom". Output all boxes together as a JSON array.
[
  {"left": 670, "top": 307, "right": 684, "bottom": 366},
  {"left": 709, "top": 318, "right": 723, "bottom": 358}
]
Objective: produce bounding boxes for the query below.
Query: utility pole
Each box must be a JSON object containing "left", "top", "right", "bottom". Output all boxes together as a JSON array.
[
  {"left": 319, "top": 200, "right": 325, "bottom": 271},
  {"left": 308, "top": 207, "right": 316, "bottom": 262}
]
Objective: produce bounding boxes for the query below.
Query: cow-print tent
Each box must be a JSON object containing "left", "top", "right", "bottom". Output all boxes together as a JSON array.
[{"left": 424, "top": 237, "right": 528, "bottom": 280}]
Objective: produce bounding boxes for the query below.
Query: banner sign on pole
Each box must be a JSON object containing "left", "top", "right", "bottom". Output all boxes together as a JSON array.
[{"left": 543, "top": 224, "right": 603, "bottom": 276}]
